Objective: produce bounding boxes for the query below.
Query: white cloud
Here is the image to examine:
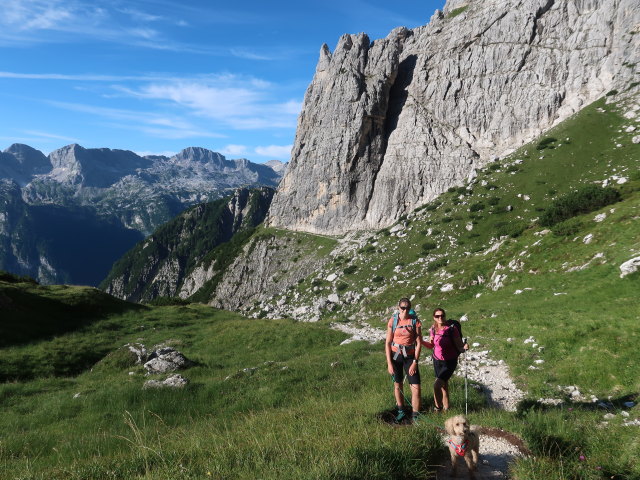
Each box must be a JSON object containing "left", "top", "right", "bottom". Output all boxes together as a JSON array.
[
  {"left": 45, "top": 100, "right": 226, "bottom": 139},
  {"left": 221, "top": 144, "right": 249, "bottom": 156},
  {"left": 120, "top": 76, "right": 301, "bottom": 130},
  {"left": 254, "top": 144, "right": 292, "bottom": 159}
]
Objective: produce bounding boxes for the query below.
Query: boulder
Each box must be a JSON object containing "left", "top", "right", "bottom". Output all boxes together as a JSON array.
[
  {"left": 619, "top": 256, "right": 640, "bottom": 278},
  {"left": 144, "top": 347, "right": 193, "bottom": 374}
]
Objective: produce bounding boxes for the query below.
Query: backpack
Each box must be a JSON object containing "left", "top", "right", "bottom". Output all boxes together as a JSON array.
[
  {"left": 391, "top": 309, "right": 418, "bottom": 334},
  {"left": 430, "top": 319, "right": 464, "bottom": 355}
]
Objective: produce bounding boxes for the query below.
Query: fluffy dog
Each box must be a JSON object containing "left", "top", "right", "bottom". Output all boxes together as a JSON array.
[{"left": 444, "top": 415, "right": 480, "bottom": 478}]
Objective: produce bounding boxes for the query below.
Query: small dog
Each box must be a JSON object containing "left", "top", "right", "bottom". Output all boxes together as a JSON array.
[{"left": 444, "top": 414, "right": 480, "bottom": 478}]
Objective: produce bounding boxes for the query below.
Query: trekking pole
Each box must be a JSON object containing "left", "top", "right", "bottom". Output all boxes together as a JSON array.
[{"left": 463, "top": 337, "right": 468, "bottom": 416}]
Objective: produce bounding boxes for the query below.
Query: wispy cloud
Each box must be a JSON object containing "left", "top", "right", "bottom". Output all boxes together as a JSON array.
[
  {"left": 45, "top": 99, "right": 226, "bottom": 140},
  {"left": 119, "top": 76, "right": 302, "bottom": 130},
  {"left": 22, "top": 130, "right": 79, "bottom": 143},
  {"left": 254, "top": 144, "right": 292, "bottom": 159},
  {"left": 221, "top": 144, "right": 249, "bottom": 156}
]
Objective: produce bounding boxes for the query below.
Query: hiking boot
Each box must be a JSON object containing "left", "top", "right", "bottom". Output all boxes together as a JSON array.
[
  {"left": 411, "top": 412, "right": 421, "bottom": 424},
  {"left": 395, "top": 410, "right": 407, "bottom": 423}
]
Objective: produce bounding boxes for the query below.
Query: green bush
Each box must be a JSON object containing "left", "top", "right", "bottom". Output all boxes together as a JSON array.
[
  {"left": 336, "top": 282, "right": 349, "bottom": 292},
  {"left": 426, "top": 258, "right": 448, "bottom": 272},
  {"left": 538, "top": 185, "right": 621, "bottom": 226},
  {"left": 0, "top": 271, "right": 38, "bottom": 284},
  {"left": 551, "top": 217, "right": 586, "bottom": 236},
  {"left": 536, "top": 137, "right": 558, "bottom": 150},
  {"left": 442, "top": 217, "right": 454, "bottom": 223},
  {"left": 488, "top": 196, "right": 501, "bottom": 206},
  {"left": 145, "top": 297, "right": 189, "bottom": 306},
  {"left": 372, "top": 275, "right": 384, "bottom": 283},
  {"left": 343, "top": 265, "right": 358, "bottom": 275},
  {"left": 470, "top": 202, "right": 485, "bottom": 212},
  {"left": 495, "top": 221, "right": 528, "bottom": 238},
  {"left": 506, "top": 165, "right": 520, "bottom": 173},
  {"left": 425, "top": 202, "right": 441, "bottom": 211},
  {"left": 421, "top": 241, "right": 437, "bottom": 251}
]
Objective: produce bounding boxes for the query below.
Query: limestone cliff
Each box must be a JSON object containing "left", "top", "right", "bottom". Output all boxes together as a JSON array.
[{"left": 267, "top": 0, "right": 640, "bottom": 235}]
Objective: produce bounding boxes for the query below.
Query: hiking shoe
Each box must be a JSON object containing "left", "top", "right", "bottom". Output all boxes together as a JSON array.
[
  {"left": 411, "top": 412, "right": 421, "bottom": 424},
  {"left": 395, "top": 410, "right": 407, "bottom": 423}
]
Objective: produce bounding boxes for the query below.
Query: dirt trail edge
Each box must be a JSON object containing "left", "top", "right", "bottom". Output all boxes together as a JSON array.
[{"left": 332, "top": 322, "right": 529, "bottom": 479}]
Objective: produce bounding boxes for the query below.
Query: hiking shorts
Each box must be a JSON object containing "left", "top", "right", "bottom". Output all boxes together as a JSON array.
[
  {"left": 391, "top": 354, "right": 421, "bottom": 385},
  {"left": 433, "top": 358, "right": 458, "bottom": 381}
]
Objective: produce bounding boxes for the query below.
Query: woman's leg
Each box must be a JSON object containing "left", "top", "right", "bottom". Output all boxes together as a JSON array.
[
  {"left": 441, "top": 380, "right": 450, "bottom": 410},
  {"left": 433, "top": 378, "right": 443, "bottom": 409}
]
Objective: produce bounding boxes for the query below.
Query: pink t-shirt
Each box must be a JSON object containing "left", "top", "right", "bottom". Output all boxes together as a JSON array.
[{"left": 431, "top": 324, "right": 460, "bottom": 361}]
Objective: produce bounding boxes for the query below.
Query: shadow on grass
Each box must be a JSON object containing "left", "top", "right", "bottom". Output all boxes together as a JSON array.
[{"left": 0, "top": 283, "right": 144, "bottom": 348}]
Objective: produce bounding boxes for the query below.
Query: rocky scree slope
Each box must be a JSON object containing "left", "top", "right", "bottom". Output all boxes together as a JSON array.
[
  {"left": 267, "top": 0, "right": 640, "bottom": 235},
  {"left": 101, "top": 187, "right": 275, "bottom": 303}
]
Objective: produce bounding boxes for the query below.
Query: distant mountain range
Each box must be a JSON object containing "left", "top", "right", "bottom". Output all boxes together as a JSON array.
[{"left": 0, "top": 143, "right": 285, "bottom": 285}]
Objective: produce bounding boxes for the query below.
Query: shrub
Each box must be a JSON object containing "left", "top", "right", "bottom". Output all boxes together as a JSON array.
[
  {"left": 442, "top": 217, "right": 454, "bottom": 223},
  {"left": 422, "top": 241, "right": 437, "bottom": 251},
  {"left": 372, "top": 275, "right": 384, "bottom": 283},
  {"left": 506, "top": 165, "right": 520, "bottom": 173},
  {"left": 343, "top": 265, "right": 358, "bottom": 275},
  {"left": 426, "top": 258, "right": 448, "bottom": 272},
  {"left": 146, "top": 297, "right": 189, "bottom": 306},
  {"left": 311, "top": 279, "right": 323, "bottom": 287},
  {"left": 488, "top": 196, "right": 501, "bottom": 206},
  {"left": 470, "top": 202, "right": 485, "bottom": 212},
  {"left": 489, "top": 163, "right": 501, "bottom": 171},
  {"left": 336, "top": 282, "right": 349, "bottom": 292},
  {"left": 425, "top": 202, "right": 441, "bottom": 211},
  {"left": 606, "top": 89, "right": 619, "bottom": 96},
  {"left": 538, "top": 185, "right": 621, "bottom": 226},
  {"left": 484, "top": 183, "right": 499, "bottom": 190},
  {"left": 448, "top": 187, "right": 457, "bottom": 193},
  {"left": 0, "top": 271, "right": 38, "bottom": 284},
  {"left": 536, "top": 137, "right": 558, "bottom": 150},
  {"left": 551, "top": 218, "right": 586, "bottom": 236},
  {"left": 456, "top": 186, "right": 467, "bottom": 195},
  {"left": 495, "top": 221, "right": 528, "bottom": 238},
  {"left": 430, "top": 229, "right": 442, "bottom": 236}
]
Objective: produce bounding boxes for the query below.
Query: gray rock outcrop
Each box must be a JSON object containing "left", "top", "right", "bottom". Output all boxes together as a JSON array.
[
  {"left": 268, "top": 0, "right": 640, "bottom": 235},
  {"left": 143, "top": 374, "right": 190, "bottom": 389},
  {"left": 144, "top": 347, "right": 193, "bottom": 374},
  {"left": 619, "top": 256, "right": 640, "bottom": 278}
]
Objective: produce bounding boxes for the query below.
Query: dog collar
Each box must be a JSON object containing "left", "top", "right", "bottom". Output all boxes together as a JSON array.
[{"left": 448, "top": 439, "right": 467, "bottom": 457}]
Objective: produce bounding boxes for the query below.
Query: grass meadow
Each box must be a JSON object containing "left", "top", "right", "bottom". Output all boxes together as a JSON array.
[{"left": 1, "top": 93, "right": 639, "bottom": 479}]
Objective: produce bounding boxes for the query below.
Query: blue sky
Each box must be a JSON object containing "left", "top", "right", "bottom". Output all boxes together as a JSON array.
[{"left": 0, "top": 0, "right": 446, "bottom": 162}]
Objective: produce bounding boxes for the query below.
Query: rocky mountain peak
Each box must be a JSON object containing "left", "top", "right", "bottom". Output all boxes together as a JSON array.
[
  {"left": 173, "top": 147, "right": 227, "bottom": 167},
  {"left": 267, "top": 0, "right": 639, "bottom": 235}
]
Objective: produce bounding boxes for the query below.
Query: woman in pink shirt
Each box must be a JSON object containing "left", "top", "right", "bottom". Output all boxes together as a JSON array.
[{"left": 422, "top": 307, "right": 467, "bottom": 412}]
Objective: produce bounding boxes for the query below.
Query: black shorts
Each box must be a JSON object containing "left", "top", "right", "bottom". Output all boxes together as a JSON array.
[
  {"left": 433, "top": 358, "right": 458, "bottom": 381},
  {"left": 391, "top": 354, "right": 421, "bottom": 385}
]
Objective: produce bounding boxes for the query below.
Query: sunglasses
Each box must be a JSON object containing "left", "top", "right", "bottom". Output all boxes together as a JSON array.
[
  {"left": 399, "top": 306, "right": 410, "bottom": 310},
  {"left": 434, "top": 314, "right": 444, "bottom": 318}
]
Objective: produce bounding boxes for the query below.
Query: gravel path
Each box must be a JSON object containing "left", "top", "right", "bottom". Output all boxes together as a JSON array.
[{"left": 331, "top": 322, "right": 528, "bottom": 478}]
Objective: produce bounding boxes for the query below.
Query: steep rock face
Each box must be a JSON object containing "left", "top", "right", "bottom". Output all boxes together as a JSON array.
[
  {"left": 268, "top": 0, "right": 640, "bottom": 235},
  {"left": 198, "top": 233, "right": 330, "bottom": 311},
  {"left": 101, "top": 187, "right": 275, "bottom": 302},
  {"left": 48, "top": 144, "right": 152, "bottom": 188},
  {"left": 0, "top": 145, "right": 50, "bottom": 187}
]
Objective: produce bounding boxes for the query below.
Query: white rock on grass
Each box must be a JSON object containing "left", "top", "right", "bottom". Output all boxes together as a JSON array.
[
  {"left": 326, "top": 273, "right": 338, "bottom": 282},
  {"left": 632, "top": 135, "right": 640, "bottom": 144},
  {"left": 143, "top": 374, "right": 189, "bottom": 389},
  {"left": 594, "top": 213, "right": 607, "bottom": 222},
  {"left": 619, "top": 256, "right": 640, "bottom": 278},
  {"left": 441, "top": 283, "right": 454, "bottom": 292},
  {"left": 583, "top": 234, "right": 594, "bottom": 244}
]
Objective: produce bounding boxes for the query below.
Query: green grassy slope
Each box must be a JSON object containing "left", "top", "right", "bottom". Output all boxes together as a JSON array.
[
  {"left": 1, "top": 94, "right": 639, "bottom": 479},
  {"left": 0, "top": 304, "right": 455, "bottom": 479}
]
